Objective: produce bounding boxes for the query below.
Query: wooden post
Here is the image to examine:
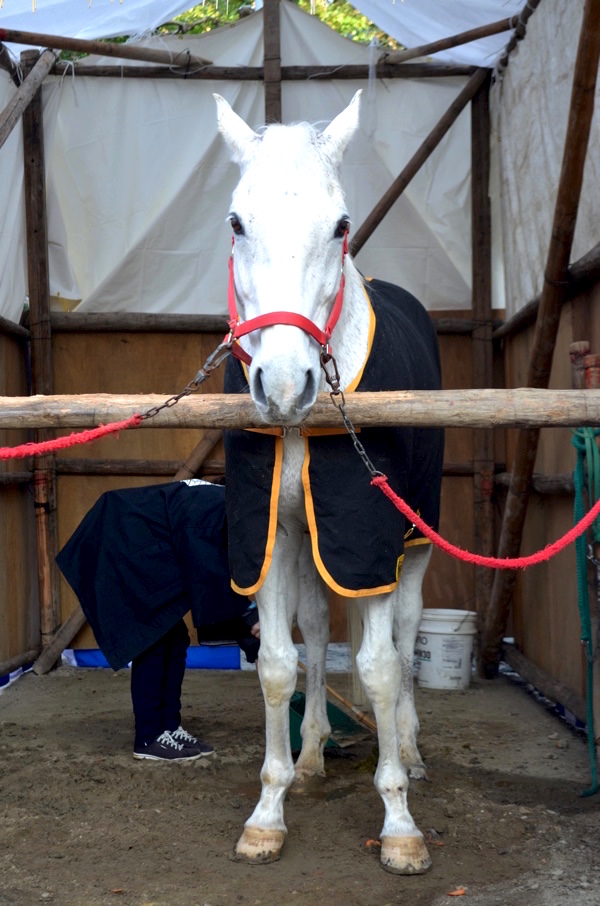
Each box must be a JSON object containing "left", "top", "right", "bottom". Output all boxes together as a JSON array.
[
  {"left": 0, "top": 27, "right": 211, "bottom": 67},
  {"left": 263, "top": 0, "right": 282, "bottom": 123},
  {"left": 470, "top": 72, "right": 495, "bottom": 635},
  {"left": 173, "top": 429, "right": 224, "bottom": 480},
  {"left": 21, "top": 50, "right": 61, "bottom": 651},
  {"left": 350, "top": 68, "right": 488, "bottom": 257},
  {"left": 480, "top": 0, "right": 600, "bottom": 678},
  {"left": 0, "top": 49, "right": 55, "bottom": 152}
]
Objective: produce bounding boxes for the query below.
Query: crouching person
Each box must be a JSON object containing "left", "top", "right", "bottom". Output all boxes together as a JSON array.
[{"left": 56, "top": 478, "right": 259, "bottom": 762}]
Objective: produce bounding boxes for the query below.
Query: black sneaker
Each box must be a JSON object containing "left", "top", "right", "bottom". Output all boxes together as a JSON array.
[
  {"left": 133, "top": 730, "right": 203, "bottom": 762},
  {"left": 170, "top": 725, "right": 215, "bottom": 757}
]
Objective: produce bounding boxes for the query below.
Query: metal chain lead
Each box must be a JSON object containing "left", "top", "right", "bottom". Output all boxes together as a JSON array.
[
  {"left": 320, "top": 349, "right": 383, "bottom": 480},
  {"left": 139, "top": 339, "right": 234, "bottom": 422}
]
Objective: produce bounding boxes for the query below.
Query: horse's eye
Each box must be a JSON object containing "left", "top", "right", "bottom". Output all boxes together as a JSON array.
[
  {"left": 230, "top": 215, "right": 244, "bottom": 236},
  {"left": 334, "top": 218, "right": 350, "bottom": 239}
]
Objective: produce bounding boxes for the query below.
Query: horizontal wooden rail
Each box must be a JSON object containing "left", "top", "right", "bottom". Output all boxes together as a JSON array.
[
  {"left": 1, "top": 389, "right": 600, "bottom": 430},
  {"left": 0, "top": 26, "right": 211, "bottom": 67},
  {"left": 51, "top": 61, "right": 476, "bottom": 81},
  {"left": 0, "top": 648, "right": 40, "bottom": 677}
]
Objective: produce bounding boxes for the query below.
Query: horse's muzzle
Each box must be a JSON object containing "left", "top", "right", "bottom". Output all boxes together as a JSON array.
[{"left": 251, "top": 365, "right": 318, "bottom": 425}]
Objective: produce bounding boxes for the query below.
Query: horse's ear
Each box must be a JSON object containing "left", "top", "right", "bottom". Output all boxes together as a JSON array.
[
  {"left": 320, "top": 90, "right": 362, "bottom": 167},
  {"left": 213, "top": 94, "right": 260, "bottom": 167}
]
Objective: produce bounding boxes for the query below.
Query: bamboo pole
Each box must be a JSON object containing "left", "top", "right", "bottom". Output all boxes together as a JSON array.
[
  {"left": 0, "top": 49, "right": 55, "bottom": 153},
  {"left": 480, "top": 0, "right": 600, "bottom": 679},
  {"left": 21, "top": 50, "right": 61, "bottom": 652},
  {"left": 349, "top": 68, "right": 488, "bottom": 257},
  {"left": 0, "top": 26, "right": 211, "bottom": 67},
  {"left": 3, "top": 389, "right": 600, "bottom": 430},
  {"left": 263, "top": 0, "right": 281, "bottom": 124},
  {"left": 381, "top": 17, "right": 514, "bottom": 65},
  {"left": 470, "top": 73, "right": 495, "bottom": 630}
]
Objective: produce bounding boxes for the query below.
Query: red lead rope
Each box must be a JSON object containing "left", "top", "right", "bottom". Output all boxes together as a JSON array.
[
  {"left": 372, "top": 473, "right": 600, "bottom": 570},
  {"left": 226, "top": 232, "right": 349, "bottom": 365}
]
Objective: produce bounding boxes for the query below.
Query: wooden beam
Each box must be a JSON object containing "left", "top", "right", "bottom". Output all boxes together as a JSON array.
[
  {"left": 470, "top": 72, "right": 495, "bottom": 630},
  {"left": 263, "top": 0, "right": 281, "bottom": 124},
  {"left": 52, "top": 61, "right": 476, "bottom": 81},
  {"left": 3, "top": 388, "right": 600, "bottom": 430},
  {"left": 0, "top": 649, "right": 41, "bottom": 677},
  {"left": 0, "top": 26, "right": 212, "bottom": 67},
  {"left": 48, "top": 311, "right": 230, "bottom": 334},
  {"left": 32, "top": 606, "right": 86, "bottom": 676},
  {"left": 480, "top": 0, "right": 600, "bottom": 679},
  {"left": 21, "top": 50, "right": 61, "bottom": 651},
  {"left": 0, "top": 49, "right": 55, "bottom": 153},
  {"left": 0, "top": 314, "right": 29, "bottom": 339},
  {"left": 55, "top": 458, "right": 224, "bottom": 476},
  {"left": 173, "top": 429, "right": 224, "bottom": 480},
  {"left": 495, "top": 471, "right": 574, "bottom": 495},
  {"left": 0, "top": 41, "right": 19, "bottom": 84},
  {"left": 503, "top": 644, "right": 586, "bottom": 726},
  {"left": 382, "top": 17, "right": 514, "bottom": 65},
  {"left": 350, "top": 68, "right": 488, "bottom": 257},
  {"left": 493, "top": 241, "right": 600, "bottom": 341}
]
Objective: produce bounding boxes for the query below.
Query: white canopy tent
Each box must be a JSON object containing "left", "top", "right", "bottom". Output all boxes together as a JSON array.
[{"left": 1, "top": 0, "right": 596, "bottom": 323}]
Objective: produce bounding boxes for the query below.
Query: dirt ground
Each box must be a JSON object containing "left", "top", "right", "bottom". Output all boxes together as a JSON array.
[{"left": 1, "top": 665, "right": 600, "bottom": 906}]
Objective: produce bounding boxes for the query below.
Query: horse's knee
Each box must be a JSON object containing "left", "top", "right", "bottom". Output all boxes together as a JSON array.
[
  {"left": 356, "top": 646, "right": 400, "bottom": 703},
  {"left": 259, "top": 646, "right": 298, "bottom": 706}
]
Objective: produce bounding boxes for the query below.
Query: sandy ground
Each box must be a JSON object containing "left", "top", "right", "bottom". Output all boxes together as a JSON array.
[{"left": 1, "top": 665, "right": 600, "bottom": 906}]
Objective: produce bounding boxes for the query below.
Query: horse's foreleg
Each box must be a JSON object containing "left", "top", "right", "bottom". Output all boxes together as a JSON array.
[
  {"left": 357, "top": 596, "right": 431, "bottom": 875},
  {"left": 293, "top": 534, "right": 330, "bottom": 784},
  {"left": 394, "top": 544, "right": 432, "bottom": 781},
  {"left": 234, "top": 528, "right": 300, "bottom": 865}
]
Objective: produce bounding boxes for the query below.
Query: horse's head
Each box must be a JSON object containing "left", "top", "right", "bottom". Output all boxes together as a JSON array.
[{"left": 215, "top": 92, "right": 361, "bottom": 425}]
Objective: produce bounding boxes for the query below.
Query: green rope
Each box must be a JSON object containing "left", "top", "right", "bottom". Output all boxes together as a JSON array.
[{"left": 572, "top": 427, "right": 600, "bottom": 796}]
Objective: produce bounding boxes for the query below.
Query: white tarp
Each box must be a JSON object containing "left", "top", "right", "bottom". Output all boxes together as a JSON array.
[
  {"left": 0, "top": 2, "right": 474, "bottom": 322},
  {"left": 0, "top": 0, "right": 195, "bottom": 62},
  {"left": 490, "top": 0, "right": 600, "bottom": 317},
  {"left": 350, "top": 0, "right": 525, "bottom": 66}
]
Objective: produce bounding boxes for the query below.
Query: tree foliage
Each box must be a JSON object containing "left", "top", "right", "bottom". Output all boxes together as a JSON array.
[{"left": 164, "top": 1, "right": 398, "bottom": 49}]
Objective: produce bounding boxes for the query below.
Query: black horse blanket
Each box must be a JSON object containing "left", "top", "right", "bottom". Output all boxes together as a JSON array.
[
  {"left": 56, "top": 480, "right": 257, "bottom": 670},
  {"left": 224, "top": 277, "right": 444, "bottom": 597}
]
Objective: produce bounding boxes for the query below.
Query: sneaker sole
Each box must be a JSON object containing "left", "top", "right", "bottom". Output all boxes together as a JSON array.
[{"left": 132, "top": 751, "right": 203, "bottom": 762}]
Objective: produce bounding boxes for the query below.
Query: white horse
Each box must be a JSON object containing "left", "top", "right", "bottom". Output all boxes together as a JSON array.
[{"left": 215, "top": 91, "right": 443, "bottom": 875}]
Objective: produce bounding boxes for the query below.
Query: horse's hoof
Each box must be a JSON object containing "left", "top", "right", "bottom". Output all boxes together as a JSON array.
[
  {"left": 380, "top": 835, "right": 432, "bottom": 875},
  {"left": 233, "top": 826, "right": 286, "bottom": 864},
  {"left": 290, "top": 766, "right": 326, "bottom": 794},
  {"left": 407, "top": 762, "right": 429, "bottom": 782}
]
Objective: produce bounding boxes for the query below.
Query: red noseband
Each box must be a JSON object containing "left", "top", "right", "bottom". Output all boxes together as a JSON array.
[{"left": 225, "top": 232, "right": 349, "bottom": 366}]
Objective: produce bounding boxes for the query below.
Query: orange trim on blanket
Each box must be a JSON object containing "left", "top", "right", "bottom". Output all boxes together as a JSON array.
[
  {"left": 404, "top": 537, "right": 433, "bottom": 548},
  {"left": 230, "top": 436, "right": 283, "bottom": 597},
  {"left": 345, "top": 282, "right": 376, "bottom": 393},
  {"left": 302, "top": 438, "right": 399, "bottom": 598}
]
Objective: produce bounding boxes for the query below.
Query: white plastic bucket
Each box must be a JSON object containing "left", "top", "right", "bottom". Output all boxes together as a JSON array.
[{"left": 414, "top": 609, "right": 477, "bottom": 691}]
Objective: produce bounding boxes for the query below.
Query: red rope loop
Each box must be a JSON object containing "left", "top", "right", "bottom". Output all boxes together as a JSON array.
[
  {"left": 0, "top": 414, "right": 143, "bottom": 461},
  {"left": 372, "top": 474, "right": 600, "bottom": 570}
]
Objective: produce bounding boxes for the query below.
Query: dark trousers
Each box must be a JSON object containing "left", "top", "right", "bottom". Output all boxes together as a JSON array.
[{"left": 131, "top": 619, "right": 190, "bottom": 747}]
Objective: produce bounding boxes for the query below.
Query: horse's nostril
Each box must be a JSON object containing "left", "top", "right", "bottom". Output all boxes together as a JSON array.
[
  {"left": 300, "top": 370, "right": 317, "bottom": 409},
  {"left": 252, "top": 367, "right": 268, "bottom": 409}
]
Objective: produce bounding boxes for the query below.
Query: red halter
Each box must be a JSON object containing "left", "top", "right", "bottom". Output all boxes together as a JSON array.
[{"left": 226, "top": 232, "right": 349, "bottom": 366}]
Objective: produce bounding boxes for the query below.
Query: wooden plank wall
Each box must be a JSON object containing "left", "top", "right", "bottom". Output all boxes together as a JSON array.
[
  {"left": 53, "top": 329, "right": 227, "bottom": 649},
  {"left": 504, "top": 285, "right": 600, "bottom": 700},
  {"left": 0, "top": 333, "right": 39, "bottom": 662},
  {"left": 52, "top": 317, "right": 482, "bottom": 650}
]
